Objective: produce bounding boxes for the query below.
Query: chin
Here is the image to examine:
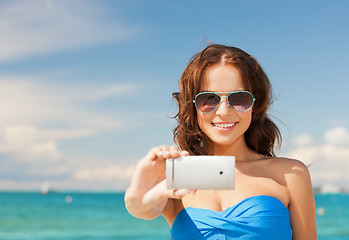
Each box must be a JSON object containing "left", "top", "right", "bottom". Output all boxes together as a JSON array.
[{"left": 211, "top": 135, "right": 245, "bottom": 148}]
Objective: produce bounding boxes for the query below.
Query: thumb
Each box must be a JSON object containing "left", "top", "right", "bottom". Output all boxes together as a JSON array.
[{"left": 165, "top": 188, "right": 192, "bottom": 199}]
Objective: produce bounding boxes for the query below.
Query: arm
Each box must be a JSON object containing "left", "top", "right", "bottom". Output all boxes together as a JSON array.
[
  {"left": 286, "top": 160, "right": 317, "bottom": 240},
  {"left": 124, "top": 146, "right": 190, "bottom": 220}
]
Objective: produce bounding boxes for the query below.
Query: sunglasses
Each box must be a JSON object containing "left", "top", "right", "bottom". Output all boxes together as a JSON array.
[{"left": 193, "top": 91, "right": 256, "bottom": 113}]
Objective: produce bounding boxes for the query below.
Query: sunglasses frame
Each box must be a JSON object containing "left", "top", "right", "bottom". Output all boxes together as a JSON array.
[{"left": 193, "top": 91, "right": 256, "bottom": 113}]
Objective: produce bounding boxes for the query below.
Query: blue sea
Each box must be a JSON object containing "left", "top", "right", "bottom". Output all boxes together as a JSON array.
[{"left": 0, "top": 192, "right": 348, "bottom": 240}]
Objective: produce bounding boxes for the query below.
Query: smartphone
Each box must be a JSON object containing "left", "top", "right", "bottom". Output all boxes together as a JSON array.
[{"left": 166, "top": 155, "right": 235, "bottom": 190}]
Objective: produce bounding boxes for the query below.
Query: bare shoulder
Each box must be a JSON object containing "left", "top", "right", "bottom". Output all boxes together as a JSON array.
[
  {"left": 267, "top": 157, "right": 310, "bottom": 179},
  {"left": 278, "top": 158, "right": 313, "bottom": 198},
  {"left": 261, "top": 157, "right": 312, "bottom": 194},
  {"left": 267, "top": 156, "right": 306, "bottom": 167},
  {"left": 269, "top": 157, "right": 314, "bottom": 207},
  {"left": 269, "top": 158, "right": 317, "bottom": 239}
]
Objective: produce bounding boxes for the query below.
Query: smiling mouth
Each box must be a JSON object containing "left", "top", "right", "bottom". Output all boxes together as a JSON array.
[{"left": 212, "top": 122, "right": 237, "bottom": 128}]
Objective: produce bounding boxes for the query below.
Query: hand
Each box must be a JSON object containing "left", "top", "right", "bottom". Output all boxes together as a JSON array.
[{"left": 125, "top": 145, "right": 191, "bottom": 219}]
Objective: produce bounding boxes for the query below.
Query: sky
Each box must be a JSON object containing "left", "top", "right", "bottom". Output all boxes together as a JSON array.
[{"left": 0, "top": 0, "right": 348, "bottom": 192}]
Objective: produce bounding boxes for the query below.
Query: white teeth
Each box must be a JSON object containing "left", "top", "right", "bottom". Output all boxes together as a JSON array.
[{"left": 214, "top": 123, "right": 236, "bottom": 128}]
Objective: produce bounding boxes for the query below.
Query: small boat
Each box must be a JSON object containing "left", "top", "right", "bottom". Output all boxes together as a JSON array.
[{"left": 41, "top": 182, "right": 50, "bottom": 195}]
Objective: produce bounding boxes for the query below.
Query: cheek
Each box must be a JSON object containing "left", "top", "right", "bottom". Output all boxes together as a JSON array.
[
  {"left": 197, "top": 112, "right": 204, "bottom": 130},
  {"left": 197, "top": 112, "right": 211, "bottom": 130},
  {"left": 240, "top": 111, "right": 253, "bottom": 129}
]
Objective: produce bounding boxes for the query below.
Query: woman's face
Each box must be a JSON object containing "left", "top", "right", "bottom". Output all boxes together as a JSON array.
[{"left": 197, "top": 64, "right": 253, "bottom": 150}]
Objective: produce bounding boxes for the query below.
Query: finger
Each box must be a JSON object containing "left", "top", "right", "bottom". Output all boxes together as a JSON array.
[
  {"left": 167, "top": 189, "right": 192, "bottom": 199},
  {"left": 158, "top": 180, "right": 191, "bottom": 200},
  {"left": 160, "top": 145, "right": 171, "bottom": 159},
  {"left": 169, "top": 145, "right": 180, "bottom": 158},
  {"left": 145, "top": 147, "right": 165, "bottom": 162},
  {"left": 181, "top": 150, "right": 190, "bottom": 157},
  {"left": 145, "top": 147, "right": 161, "bottom": 161}
]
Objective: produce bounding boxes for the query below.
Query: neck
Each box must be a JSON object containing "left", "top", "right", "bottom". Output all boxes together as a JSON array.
[{"left": 212, "top": 138, "right": 260, "bottom": 162}]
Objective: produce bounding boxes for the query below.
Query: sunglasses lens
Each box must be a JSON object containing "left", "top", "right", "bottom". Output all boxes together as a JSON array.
[
  {"left": 195, "top": 93, "right": 221, "bottom": 113},
  {"left": 228, "top": 92, "right": 254, "bottom": 112}
]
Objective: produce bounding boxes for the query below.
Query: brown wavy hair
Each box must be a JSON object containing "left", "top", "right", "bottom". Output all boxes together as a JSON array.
[{"left": 172, "top": 44, "right": 281, "bottom": 157}]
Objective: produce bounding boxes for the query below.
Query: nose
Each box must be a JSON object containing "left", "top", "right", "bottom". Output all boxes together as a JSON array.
[{"left": 215, "top": 96, "right": 232, "bottom": 116}]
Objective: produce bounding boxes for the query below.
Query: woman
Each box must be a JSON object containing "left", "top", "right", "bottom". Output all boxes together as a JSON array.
[{"left": 125, "top": 44, "right": 317, "bottom": 239}]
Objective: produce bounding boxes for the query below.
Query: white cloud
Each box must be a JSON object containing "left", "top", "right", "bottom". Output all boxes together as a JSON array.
[
  {"left": 0, "top": 78, "right": 137, "bottom": 161},
  {"left": 0, "top": 0, "right": 143, "bottom": 62},
  {"left": 291, "top": 133, "right": 314, "bottom": 147},
  {"left": 287, "top": 126, "right": 349, "bottom": 188},
  {"left": 87, "top": 83, "right": 136, "bottom": 101},
  {"left": 67, "top": 157, "right": 138, "bottom": 190},
  {"left": 0, "top": 125, "right": 61, "bottom": 161},
  {"left": 0, "top": 179, "right": 43, "bottom": 191},
  {"left": 0, "top": 153, "right": 138, "bottom": 191},
  {"left": 324, "top": 126, "right": 349, "bottom": 146},
  {"left": 74, "top": 164, "right": 137, "bottom": 182}
]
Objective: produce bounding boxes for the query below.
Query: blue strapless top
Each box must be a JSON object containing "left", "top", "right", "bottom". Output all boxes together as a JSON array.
[{"left": 170, "top": 195, "right": 292, "bottom": 240}]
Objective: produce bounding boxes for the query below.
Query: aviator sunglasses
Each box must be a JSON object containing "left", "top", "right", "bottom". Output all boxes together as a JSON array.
[{"left": 193, "top": 91, "right": 256, "bottom": 113}]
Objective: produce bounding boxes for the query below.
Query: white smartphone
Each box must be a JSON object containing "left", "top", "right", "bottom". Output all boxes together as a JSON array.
[{"left": 166, "top": 155, "right": 235, "bottom": 190}]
